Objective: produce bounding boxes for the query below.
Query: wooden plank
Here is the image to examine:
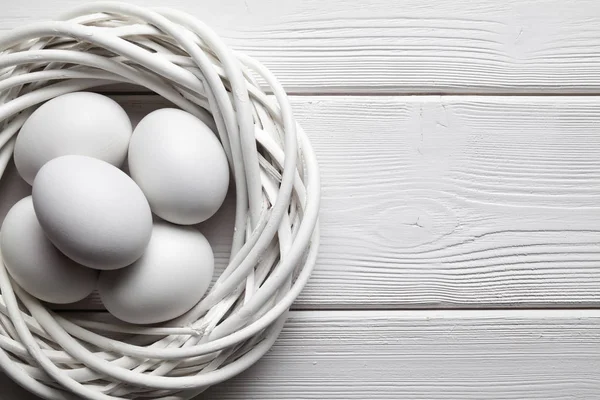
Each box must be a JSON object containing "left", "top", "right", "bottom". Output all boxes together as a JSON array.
[
  {"left": 292, "top": 95, "right": 600, "bottom": 308},
  {"left": 1, "top": 95, "right": 599, "bottom": 310},
  {"left": 3, "top": 0, "right": 600, "bottom": 93},
  {"left": 201, "top": 310, "right": 600, "bottom": 399},
  {"left": 1, "top": 310, "right": 600, "bottom": 399}
]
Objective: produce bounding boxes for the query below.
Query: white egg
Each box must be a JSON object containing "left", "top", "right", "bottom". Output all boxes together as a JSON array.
[
  {"left": 98, "top": 221, "right": 214, "bottom": 324},
  {"left": 14, "top": 92, "right": 132, "bottom": 185},
  {"left": 128, "top": 108, "right": 229, "bottom": 225},
  {"left": 0, "top": 197, "right": 98, "bottom": 304},
  {"left": 32, "top": 155, "right": 152, "bottom": 270}
]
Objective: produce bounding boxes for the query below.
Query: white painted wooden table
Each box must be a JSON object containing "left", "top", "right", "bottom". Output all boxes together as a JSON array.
[{"left": 1, "top": 0, "right": 600, "bottom": 398}]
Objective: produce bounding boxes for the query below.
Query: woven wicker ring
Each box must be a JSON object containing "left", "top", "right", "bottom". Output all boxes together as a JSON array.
[{"left": 0, "top": 2, "right": 320, "bottom": 399}]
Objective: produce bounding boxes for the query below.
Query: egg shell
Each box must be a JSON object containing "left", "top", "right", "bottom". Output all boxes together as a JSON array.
[
  {"left": 14, "top": 92, "right": 132, "bottom": 185},
  {"left": 0, "top": 197, "right": 98, "bottom": 304},
  {"left": 98, "top": 221, "right": 214, "bottom": 324},
  {"left": 32, "top": 155, "right": 153, "bottom": 270},
  {"left": 128, "top": 108, "right": 229, "bottom": 225}
]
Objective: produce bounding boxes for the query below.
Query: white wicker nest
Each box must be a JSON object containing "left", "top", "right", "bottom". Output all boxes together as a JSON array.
[{"left": 0, "top": 2, "right": 320, "bottom": 399}]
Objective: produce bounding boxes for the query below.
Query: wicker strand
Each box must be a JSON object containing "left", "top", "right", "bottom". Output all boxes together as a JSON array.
[{"left": 0, "top": 2, "right": 320, "bottom": 399}]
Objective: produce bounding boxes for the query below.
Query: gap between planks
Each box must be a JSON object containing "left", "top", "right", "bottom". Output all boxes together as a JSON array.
[
  {"left": 98, "top": 90, "right": 600, "bottom": 100},
  {"left": 99, "top": 89, "right": 600, "bottom": 97}
]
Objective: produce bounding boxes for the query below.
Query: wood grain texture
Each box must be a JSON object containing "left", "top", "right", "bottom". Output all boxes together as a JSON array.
[
  {"left": 2, "top": 310, "right": 599, "bottom": 399},
  {"left": 3, "top": 0, "right": 600, "bottom": 93},
  {"left": 1, "top": 95, "right": 599, "bottom": 309},
  {"left": 202, "top": 310, "right": 600, "bottom": 399},
  {"left": 296, "top": 95, "right": 600, "bottom": 308}
]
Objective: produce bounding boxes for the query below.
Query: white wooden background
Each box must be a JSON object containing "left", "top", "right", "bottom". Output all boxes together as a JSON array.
[{"left": 1, "top": 0, "right": 600, "bottom": 398}]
